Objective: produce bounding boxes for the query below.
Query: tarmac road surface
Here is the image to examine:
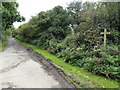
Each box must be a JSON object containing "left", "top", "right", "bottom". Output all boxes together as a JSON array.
[{"left": 0, "top": 38, "right": 73, "bottom": 89}]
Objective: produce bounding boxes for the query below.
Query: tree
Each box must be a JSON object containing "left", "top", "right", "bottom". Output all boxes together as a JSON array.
[
  {"left": 0, "top": 2, "right": 25, "bottom": 42},
  {"left": 67, "top": 1, "right": 82, "bottom": 25},
  {"left": 48, "top": 6, "right": 70, "bottom": 40},
  {"left": 1, "top": 2, "right": 25, "bottom": 30}
]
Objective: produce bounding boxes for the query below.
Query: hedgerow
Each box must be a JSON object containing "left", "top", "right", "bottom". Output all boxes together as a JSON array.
[{"left": 14, "top": 2, "right": 120, "bottom": 80}]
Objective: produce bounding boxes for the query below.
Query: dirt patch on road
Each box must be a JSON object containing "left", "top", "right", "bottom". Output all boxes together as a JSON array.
[
  {"left": 25, "top": 48, "right": 75, "bottom": 88},
  {"left": 0, "top": 60, "right": 27, "bottom": 74}
]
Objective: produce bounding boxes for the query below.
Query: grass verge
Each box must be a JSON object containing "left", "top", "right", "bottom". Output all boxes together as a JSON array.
[
  {"left": 0, "top": 39, "right": 8, "bottom": 52},
  {"left": 15, "top": 38, "right": 119, "bottom": 88}
]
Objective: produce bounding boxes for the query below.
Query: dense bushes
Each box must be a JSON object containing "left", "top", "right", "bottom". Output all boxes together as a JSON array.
[
  {"left": 48, "top": 42, "right": 120, "bottom": 79},
  {"left": 14, "top": 2, "right": 120, "bottom": 80}
]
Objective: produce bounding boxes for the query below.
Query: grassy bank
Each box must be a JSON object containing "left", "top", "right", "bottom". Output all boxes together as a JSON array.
[
  {"left": 0, "top": 33, "right": 8, "bottom": 52},
  {"left": 15, "top": 39, "right": 119, "bottom": 88},
  {"left": 0, "top": 39, "right": 8, "bottom": 52}
]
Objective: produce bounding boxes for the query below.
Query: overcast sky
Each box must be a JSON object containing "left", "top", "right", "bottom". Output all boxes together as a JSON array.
[{"left": 13, "top": 0, "right": 100, "bottom": 28}]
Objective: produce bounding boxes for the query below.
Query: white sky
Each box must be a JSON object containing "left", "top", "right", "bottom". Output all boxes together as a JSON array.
[
  {"left": 13, "top": 0, "right": 76, "bottom": 28},
  {"left": 13, "top": 0, "right": 100, "bottom": 28}
]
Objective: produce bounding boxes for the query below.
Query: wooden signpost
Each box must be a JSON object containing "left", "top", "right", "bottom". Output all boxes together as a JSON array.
[{"left": 100, "top": 28, "right": 110, "bottom": 47}]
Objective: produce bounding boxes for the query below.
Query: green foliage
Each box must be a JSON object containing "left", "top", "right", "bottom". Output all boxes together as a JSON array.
[
  {"left": 0, "top": 31, "right": 8, "bottom": 51},
  {"left": 82, "top": 45, "right": 119, "bottom": 80},
  {"left": 15, "top": 2, "right": 119, "bottom": 80},
  {"left": 16, "top": 6, "right": 70, "bottom": 44},
  {"left": 0, "top": 2, "right": 25, "bottom": 50},
  {"left": 1, "top": 2, "right": 25, "bottom": 30}
]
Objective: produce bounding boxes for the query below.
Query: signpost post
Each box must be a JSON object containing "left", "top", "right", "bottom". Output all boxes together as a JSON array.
[{"left": 100, "top": 28, "right": 110, "bottom": 47}]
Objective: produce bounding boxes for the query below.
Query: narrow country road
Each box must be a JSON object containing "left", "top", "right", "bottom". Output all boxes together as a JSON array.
[{"left": 0, "top": 38, "right": 73, "bottom": 89}]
